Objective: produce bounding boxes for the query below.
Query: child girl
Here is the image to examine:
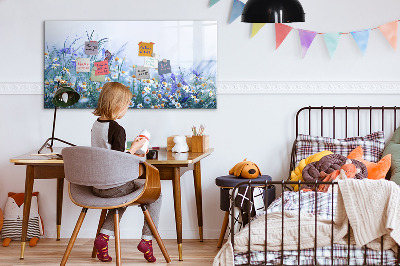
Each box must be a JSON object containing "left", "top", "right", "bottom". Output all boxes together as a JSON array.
[{"left": 91, "top": 82, "right": 162, "bottom": 263}]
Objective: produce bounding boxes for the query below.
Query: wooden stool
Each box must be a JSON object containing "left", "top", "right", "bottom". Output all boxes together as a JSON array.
[{"left": 215, "top": 175, "right": 275, "bottom": 248}]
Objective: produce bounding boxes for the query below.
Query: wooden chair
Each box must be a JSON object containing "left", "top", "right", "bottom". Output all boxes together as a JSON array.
[{"left": 60, "top": 146, "right": 171, "bottom": 265}]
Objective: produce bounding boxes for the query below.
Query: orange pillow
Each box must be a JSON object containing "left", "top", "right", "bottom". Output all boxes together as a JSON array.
[{"left": 347, "top": 146, "right": 391, "bottom": 180}]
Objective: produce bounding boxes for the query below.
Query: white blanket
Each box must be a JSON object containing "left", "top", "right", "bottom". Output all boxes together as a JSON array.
[
  {"left": 335, "top": 178, "right": 400, "bottom": 251},
  {"left": 213, "top": 179, "right": 400, "bottom": 266}
]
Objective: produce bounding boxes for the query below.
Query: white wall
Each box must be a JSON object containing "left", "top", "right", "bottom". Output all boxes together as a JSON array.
[{"left": 1, "top": 0, "right": 400, "bottom": 240}]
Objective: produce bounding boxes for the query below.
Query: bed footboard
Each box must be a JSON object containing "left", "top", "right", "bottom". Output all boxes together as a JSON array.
[{"left": 230, "top": 180, "right": 400, "bottom": 266}]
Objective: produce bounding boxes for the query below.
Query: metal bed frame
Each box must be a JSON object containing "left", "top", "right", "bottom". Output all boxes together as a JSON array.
[{"left": 230, "top": 106, "right": 400, "bottom": 266}]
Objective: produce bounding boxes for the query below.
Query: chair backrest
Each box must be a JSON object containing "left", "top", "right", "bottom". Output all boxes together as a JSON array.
[{"left": 62, "top": 146, "right": 145, "bottom": 187}]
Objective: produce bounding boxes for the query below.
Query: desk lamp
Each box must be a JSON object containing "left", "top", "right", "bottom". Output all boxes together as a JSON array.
[
  {"left": 241, "top": 0, "right": 305, "bottom": 23},
  {"left": 38, "top": 83, "right": 80, "bottom": 154}
]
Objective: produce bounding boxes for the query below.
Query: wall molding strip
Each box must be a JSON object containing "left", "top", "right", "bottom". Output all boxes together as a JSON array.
[{"left": 1, "top": 81, "right": 400, "bottom": 95}]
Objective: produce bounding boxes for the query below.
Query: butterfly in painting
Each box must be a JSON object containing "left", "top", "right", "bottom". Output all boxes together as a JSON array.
[{"left": 104, "top": 50, "right": 112, "bottom": 62}]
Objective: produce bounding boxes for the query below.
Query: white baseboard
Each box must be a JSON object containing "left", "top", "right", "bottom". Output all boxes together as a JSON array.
[
  {"left": 1, "top": 81, "right": 400, "bottom": 95},
  {"left": 44, "top": 228, "right": 223, "bottom": 240}
]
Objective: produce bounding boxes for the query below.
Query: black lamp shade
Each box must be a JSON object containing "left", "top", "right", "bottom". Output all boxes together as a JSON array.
[
  {"left": 241, "top": 0, "right": 305, "bottom": 23},
  {"left": 52, "top": 86, "right": 80, "bottom": 108}
]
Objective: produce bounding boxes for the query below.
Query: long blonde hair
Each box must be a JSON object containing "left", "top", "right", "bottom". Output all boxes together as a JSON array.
[{"left": 93, "top": 82, "right": 132, "bottom": 120}]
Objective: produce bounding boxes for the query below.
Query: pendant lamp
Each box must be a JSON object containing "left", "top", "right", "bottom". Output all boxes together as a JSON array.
[
  {"left": 38, "top": 82, "right": 80, "bottom": 154},
  {"left": 241, "top": 0, "right": 305, "bottom": 23}
]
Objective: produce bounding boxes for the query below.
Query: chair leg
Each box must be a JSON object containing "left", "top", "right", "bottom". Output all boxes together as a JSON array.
[
  {"left": 141, "top": 205, "right": 171, "bottom": 263},
  {"left": 92, "top": 209, "right": 108, "bottom": 258},
  {"left": 60, "top": 208, "right": 88, "bottom": 266},
  {"left": 114, "top": 209, "right": 121, "bottom": 266},
  {"left": 217, "top": 211, "right": 230, "bottom": 248}
]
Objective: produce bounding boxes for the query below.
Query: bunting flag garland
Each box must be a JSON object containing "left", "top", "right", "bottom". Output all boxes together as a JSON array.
[
  {"left": 378, "top": 21, "right": 398, "bottom": 50},
  {"left": 298, "top": 29, "right": 317, "bottom": 58},
  {"left": 229, "top": 0, "right": 245, "bottom": 24},
  {"left": 251, "top": 23, "right": 266, "bottom": 38},
  {"left": 351, "top": 29, "right": 370, "bottom": 55},
  {"left": 207, "top": 3, "right": 400, "bottom": 58},
  {"left": 209, "top": 0, "right": 220, "bottom": 7},
  {"left": 275, "top": 23, "right": 293, "bottom": 49},
  {"left": 323, "top": 33, "right": 341, "bottom": 58}
]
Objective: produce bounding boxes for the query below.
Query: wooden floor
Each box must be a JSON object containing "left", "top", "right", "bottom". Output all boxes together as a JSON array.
[{"left": 0, "top": 239, "right": 221, "bottom": 265}]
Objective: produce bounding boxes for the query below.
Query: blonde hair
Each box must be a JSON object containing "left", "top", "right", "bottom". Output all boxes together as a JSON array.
[{"left": 93, "top": 82, "right": 133, "bottom": 120}]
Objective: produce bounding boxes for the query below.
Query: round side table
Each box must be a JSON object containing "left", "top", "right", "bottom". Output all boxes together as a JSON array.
[{"left": 215, "top": 175, "right": 275, "bottom": 248}]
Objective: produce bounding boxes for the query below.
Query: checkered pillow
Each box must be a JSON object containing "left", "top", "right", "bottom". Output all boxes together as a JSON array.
[{"left": 294, "top": 131, "right": 385, "bottom": 166}]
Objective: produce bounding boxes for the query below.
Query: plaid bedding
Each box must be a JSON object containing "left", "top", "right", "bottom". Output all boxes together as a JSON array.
[
  {"left": 234, "top": 244, "right": 397, "bottom": 265},
  {"left": 294, "top": 131, "right": 385, "bottom": 166},
  {"left": 234, "top": 191, "right": 397, "bottom": 265}
]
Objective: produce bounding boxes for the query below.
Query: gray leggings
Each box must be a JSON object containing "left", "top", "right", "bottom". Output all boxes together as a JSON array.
[{"left": 92, "top": 180, "right": 162, "bottom": 240}]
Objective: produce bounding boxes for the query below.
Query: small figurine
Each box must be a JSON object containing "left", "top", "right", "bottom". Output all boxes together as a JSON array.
[{"left": 172, "top": 135, "right": 189, "bottom": 153}]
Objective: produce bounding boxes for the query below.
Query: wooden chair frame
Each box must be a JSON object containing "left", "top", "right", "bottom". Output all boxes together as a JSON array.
[{"left": 60, "top": 162, "right": 171, "bottom": 265}]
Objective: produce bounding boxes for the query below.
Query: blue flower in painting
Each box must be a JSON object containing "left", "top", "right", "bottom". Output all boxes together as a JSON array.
[
  {"left": 159, "top": 75, "right": 166, "bottom": 83},
  {"left": 192, "top": 70, "right": 201, "bottom": 78},
  {"left": 75, "top": 86, "right": 83, "bottom": 93},
  {"left": 60, "top": 48, "right": 71, "bottom": 54},
  {"left": 177, "top": 75, "right": 188, "bottom": 86},
  {"left": 170, "top": 73, "right": 176, "bottom": 82}
]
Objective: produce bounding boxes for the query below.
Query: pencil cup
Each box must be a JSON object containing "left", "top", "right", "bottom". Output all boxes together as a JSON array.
[{"left": 191, "top": 135, "right": 209, "bottom": 153}]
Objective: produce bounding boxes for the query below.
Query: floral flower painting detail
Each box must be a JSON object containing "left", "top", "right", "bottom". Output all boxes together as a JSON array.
[{"left": 44, "top": 21, "right": 217, "bottom": 109}]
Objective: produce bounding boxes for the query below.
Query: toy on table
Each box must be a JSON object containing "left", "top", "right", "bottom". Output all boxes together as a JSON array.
[
  {"left": 229, "top": 159, "right": 261, "bottom": 179},
  {"left": 135, "top": 129, "right": 150, "bottom": 155},
  {"left": 1, "top": 192, "right": 44, "bottom": 247},
  {"left": 172, "top": 135, "right": 189, "bottom": 153}
]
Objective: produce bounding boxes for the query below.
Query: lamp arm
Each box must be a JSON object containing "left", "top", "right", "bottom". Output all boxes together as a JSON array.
[
  {"left": 37, "top": 106, "right": 76, "bottom": 154},
  {"left": 50, "top": 106, "right": 58, "bottom": 148}
]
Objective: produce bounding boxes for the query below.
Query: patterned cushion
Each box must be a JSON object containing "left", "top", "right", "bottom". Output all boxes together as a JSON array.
[{"left": 295, "top": 131, "right": 385, "bottom": 166}]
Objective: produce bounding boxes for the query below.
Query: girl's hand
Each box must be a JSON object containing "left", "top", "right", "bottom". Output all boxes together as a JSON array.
[
  {"left": 134, "top": 148, "right": 149, "bottom": 157},
  {"left": 128, "top": 137, "right": 147, "bottom": 155}
]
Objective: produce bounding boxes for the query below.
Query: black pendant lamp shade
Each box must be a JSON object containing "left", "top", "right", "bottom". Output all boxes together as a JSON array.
[{"left": 242, "top": 0, "right": 305, "bottom": 23}]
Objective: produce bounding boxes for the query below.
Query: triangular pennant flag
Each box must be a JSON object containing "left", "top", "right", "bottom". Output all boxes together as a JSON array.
[
  {"left": 229, "top": 0, "right": 245, "bottom": 24},
  {"left": 378, "top": 21, "right": 398, "bottom": 50},
  {"left": 209, "top": 0, "right": 220, "bottom": 7},
  {"left": 298, "top": 29, "right": 317, "bottom": 58},
  {"left": 275, "top": 23, "right": 293, "bottom": 49},
  {"left": 251, "top": 23, "right": 266, "bottom": 38},
  {"left": 351, "top": 29, "right": 370, "bottom": 55},
  {"left": 323, "top": 33, "right": 341, "bottom": 58}
]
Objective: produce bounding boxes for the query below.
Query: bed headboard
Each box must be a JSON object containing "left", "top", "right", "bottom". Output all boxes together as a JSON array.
[
  {"left": 295, "top": 106, "right": 400, "bottom": 138},
  {"left": 290, "top": 106, "right": 400, "bottom": 179}
]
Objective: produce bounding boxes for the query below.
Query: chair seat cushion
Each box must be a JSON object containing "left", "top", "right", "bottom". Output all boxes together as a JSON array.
[{"left": 69, "top": 180, "right": 145, "bottom": 208}]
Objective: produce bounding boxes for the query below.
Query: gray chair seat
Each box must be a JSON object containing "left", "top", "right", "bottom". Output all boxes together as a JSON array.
[
  {"left": 69, "top": 180, "right": 145, "bottom": 208},
  {"left": 60, "top": 146, "right": 171, "bottom": 265}
]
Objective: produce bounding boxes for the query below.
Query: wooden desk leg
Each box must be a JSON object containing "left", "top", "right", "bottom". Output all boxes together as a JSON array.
[
  {"left": 193, "top": 161, "right": 203, "bottom": 242},
  {"left": 20, "top": 165, "right": 35, "bottom": 259},
  {"left": 56, "top": 178, "right": 64, "bottom": 241},
  {"left": 172, "top": 167, "right": 183, "bottom": 261}
]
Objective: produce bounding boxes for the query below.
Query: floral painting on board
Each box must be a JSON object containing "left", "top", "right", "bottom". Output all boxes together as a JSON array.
[{"left": 44, "top": 21, "right": 217, "bottom": 109}]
